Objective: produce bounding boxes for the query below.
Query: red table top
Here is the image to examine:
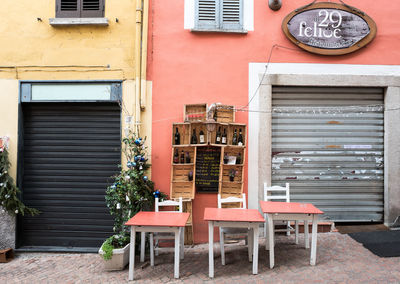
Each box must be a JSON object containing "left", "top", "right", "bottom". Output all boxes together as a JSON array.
[
  {"left": 125, "top": 211, "right": 190, "bottom": 227},
  {"left": 260, "top": 201, "right": 324, "bottom": 214},
  {"left": 203, "top": 208, "right": 265, "bottom": 223}
]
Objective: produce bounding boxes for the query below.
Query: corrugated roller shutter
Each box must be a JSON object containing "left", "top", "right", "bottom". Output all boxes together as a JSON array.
[
  {"left": 20, "top": 103, "right": 121, "bottom": 248},
  {"left": 272, "top": 87, "right": 384, "bottom": 222}
]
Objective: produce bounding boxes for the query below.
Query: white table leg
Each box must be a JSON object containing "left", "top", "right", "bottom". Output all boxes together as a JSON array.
[
  {"left": 310, "top": 214, "right": 318, "bottom": 266},
  {"left": 265, "top": 214, "right": 270, "bottom": 251},
  {"left": 150, "top": 232, "right": 154, "bottom": 266},
  {"left": 180, "top": 227, "right": 184, "bottom": 260},
  {"left": 128, "top": 226, "right": 136, "bottom": 281},
  {"left": 267, "top": 214, "right": 274, "bottom": 269},
  {"left": 209, "top": 221, "right": 214, "bottom": 278},
  {"left": 248, "top": 228, "right": 253, "bottom": 262},
  {"left": 295, "top": 221, "right": 299, "bottom": 244},
  {"left": 140, "top": 232, "right": 145, "bottom": 262},
  {"left": 220, "top": 229, "right": 225, "bottom": 265},
  {"left": 252, "top": 225, "right": 259, "bottom": 274},
  {"left": 174, "top": 228, "right": 180, "bottom": 279},
  {"left": 305, "top": 220, "right": 310, "bottom": 249},
  {"left": 264, "top": 213, "right": 267, "bottom": 239}
]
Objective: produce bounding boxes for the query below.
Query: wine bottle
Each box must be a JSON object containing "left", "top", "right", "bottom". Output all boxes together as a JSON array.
[
  {"left": 180, "top": 150, "right": 185, "bottom": 163},
  {"left": 222, "top": 128, "right": 227, "bottom": 145},
  {"left": 215, "top": 127, "right": 221, "bottom": 144},
  {"left": 236, "top": 152, "right": 242, "bottom": 164},
  {"left": 199, "top": 130, "right": 205, "bottom": 144},
  {"left": 191, "top": 129, "right": 197, "bottom": 144},
  {"left": 174, "top": 127, "right": 180, "bottom": 145},
  {"left": 232, "top": 129, "right": 238, "bottom": 145},
  {"left": 185, "top": 152, "right": 191, "bottom": 163},
  {"left": 238, "top": 128, "right": 243, "bottom": 146},
  {"left": 173, "top": 149, "right": 179, "bottom": 163}
]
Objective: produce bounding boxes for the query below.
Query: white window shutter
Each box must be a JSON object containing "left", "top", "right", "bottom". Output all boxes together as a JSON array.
[
  {"left": 195, "top": 0, "right": 219, "bottom": 29},
  {"left": 220, "top": 0, "right": 243, "bottom": 30}
]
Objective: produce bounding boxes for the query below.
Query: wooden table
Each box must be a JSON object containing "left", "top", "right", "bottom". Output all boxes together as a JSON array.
[
  {"left": 260, "top": 201, "right": 324, "bottom": 268},
  {"left": 125, "top": 211, "right": 190, "bottom": 280},
  {"left": 204, "top": 208, "right": 265, "bottom": 278}
]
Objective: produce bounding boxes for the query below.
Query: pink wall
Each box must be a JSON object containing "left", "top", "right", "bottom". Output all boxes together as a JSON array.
[{"left": 149, "top": 0, "right": 400, "bottom": 243}]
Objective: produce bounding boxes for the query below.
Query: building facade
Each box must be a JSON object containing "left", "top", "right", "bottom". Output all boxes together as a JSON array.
[
  {"left": 149, "top": 0, "right": 400, "bottom": 243},
  {"left": 0, "top": 0, "right": 151, "bottom": 251}
]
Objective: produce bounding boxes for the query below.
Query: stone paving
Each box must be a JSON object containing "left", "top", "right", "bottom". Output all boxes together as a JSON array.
[{"left": 1, "top": 233, "right": 400, "bottom": 283}]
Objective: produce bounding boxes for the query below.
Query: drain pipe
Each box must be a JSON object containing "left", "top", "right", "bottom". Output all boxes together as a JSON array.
[
  {"left": 140, "top": 0, "right": 149, "bottom": 109},
  {"left": 135, "top": 0, "right": 143, "bottom": 134}
]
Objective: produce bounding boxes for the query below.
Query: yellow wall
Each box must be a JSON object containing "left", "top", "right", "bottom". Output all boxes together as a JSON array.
[{"left": 0, "top": 0, "right": 152, "bottom": 179}]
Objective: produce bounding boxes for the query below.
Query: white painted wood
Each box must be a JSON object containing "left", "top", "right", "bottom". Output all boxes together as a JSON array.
[
  {"left": 180, "top": 227, "right": 184, "bottom": 260},
  {"left": 128, "top": 226, "right": 136, "bottom": 281},
  {"left": 49, "top": 17, "right": 109, "bottom": 26},
  {"left": 267, "top": 214, "right": 274, "bottom": 269},
  {"left": 252, "top": 225, "right": 259, "bottom": 274},
  {"left": 310, "top": 215, "right": 318, "bottom": 266},
  {"left": 149, "top": 233, "right": 154, "bottom": 267},
  {"left": 305, "top": 220, "right": 310, "bottom": 249},
  {"left": 248, "top": 228, "right": 253, "bottom": 262},
  {"left": 295, "top": 221, "right": 299, "bottom": 244},
  {"left": 208, "top": 221, "right": 214, "bottom": 278},
  {"left": 135, "top": 226, "right": 183, "bottom": 233},
  {"left": 174, "top": 228, "right": 180, "bottom": 279},
  {"left": 220, "top": 229, "right": 225, "bottom": 265},
  {"left": 140, "top": 232, "right": 145, "bottom": 262}
]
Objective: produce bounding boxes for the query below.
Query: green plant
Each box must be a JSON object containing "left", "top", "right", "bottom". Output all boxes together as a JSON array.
[
  {"left": 229, "top": 169, "right": 237, "bottom": 178},
  {"left": 101, "top": 233, "right": 130, "bottom": 260},
  {"left": 102, "top": 130, "right": 166, "bottom": 259},
  {"left": 0, "top": 142, "right": 39, "bottom": 216}
]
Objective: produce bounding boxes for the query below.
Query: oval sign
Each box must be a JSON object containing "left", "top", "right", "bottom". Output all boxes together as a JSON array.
[{"left": 282, "top": 2, "right": 377, "bottom": 55}]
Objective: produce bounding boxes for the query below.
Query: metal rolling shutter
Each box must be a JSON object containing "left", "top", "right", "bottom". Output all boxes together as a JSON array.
[
  {"left": 20, "top": 103, "right": 121, "bottom": 249},
  {"left": 272, "top": 87, "right": 384, "bottom": 222}
]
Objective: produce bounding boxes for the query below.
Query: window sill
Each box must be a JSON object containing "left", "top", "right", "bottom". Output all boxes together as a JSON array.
[
  {"left": 49, "top": 18, "right": 109, "bottom": 26},
  {"left": 191, "top": 28, "right": 248, "bottom": 34}
]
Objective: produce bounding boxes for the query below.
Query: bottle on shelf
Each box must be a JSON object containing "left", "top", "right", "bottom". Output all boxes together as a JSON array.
[
  {"left": 223, "top": 153, "right": 229, "bottom": 164},
  {"left": 238, "top": 128, "right": 243, "bottom": 146},
  {"left": 180, "top": 150, "right": 185, "bottom": 163},
  {"left": 236, "top": 152, "right": 242, "bottom": 164},
  {"left": 215, "top": 126, "right": 221, "bottom": 144},
  {"left": 199, "top": 129, "right": 205, "bottom": 144},
  {"left": 173, "top": 149, "right": 179, "bottom": 164},
  {"left": 174, "top": 127, "right": 180, "bottom": 145},
  {"left": 232, "top": 129, "right": 238, "bottom": 145},
  {"left": 185, "top": 152, "right": 191, "bottom": 163},
  {"left": 191, "top": 129, "right": 198, "bottom": 144},
  {"left": 222, "top": 128, "right": 227, "bottom": 145}
]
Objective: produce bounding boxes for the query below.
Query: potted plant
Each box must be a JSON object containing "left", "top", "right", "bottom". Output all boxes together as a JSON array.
[
  {"left": 188, "top": 170, "right": 193, "bottom": 181},
  {"left": 229, "top": 169, "right": 237, "bottom": 182},
  {"left": 99, "top": 130, "right": 166, "bottom": 270}
]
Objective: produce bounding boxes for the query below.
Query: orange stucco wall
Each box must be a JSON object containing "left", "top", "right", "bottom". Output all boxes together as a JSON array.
[{"left": 149, "top": 0, "right": 400, "bottom": 243}]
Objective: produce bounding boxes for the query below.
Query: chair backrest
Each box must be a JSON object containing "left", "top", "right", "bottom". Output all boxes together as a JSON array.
[
  {"left": 155, "top": 197, "right": 183, "bottom": 212},
  {"left": 263, "top": 183, "right": 290, "bottom": 202},
  {"left": 217, "top": 194, "right": 246, "bottom": 209}
]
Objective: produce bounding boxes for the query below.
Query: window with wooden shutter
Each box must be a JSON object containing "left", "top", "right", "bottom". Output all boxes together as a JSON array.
[
  {"left": 56, "top": 0, "right": 105, "bottom": 18},
  {"left": 195, "top": 0, "right": 243, "bottom": 31}
]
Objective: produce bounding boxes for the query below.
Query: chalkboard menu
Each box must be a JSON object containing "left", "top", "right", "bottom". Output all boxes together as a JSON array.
[{"left": 195, "top": 146, "right": 221, "bottom": 193}]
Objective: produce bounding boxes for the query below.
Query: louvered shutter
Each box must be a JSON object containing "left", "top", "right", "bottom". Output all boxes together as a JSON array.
[
  {"left": 81, "top": 0, "right": 105, "bottom": 18},
  {"left": 220, "top": 0, "right": 242, "bottom": 30},
  {"left": 195, "top": 0, "right": 219, "bottom": 30},
  {"left": 56, "top": 0, "right": 80, "bottom": 18}
]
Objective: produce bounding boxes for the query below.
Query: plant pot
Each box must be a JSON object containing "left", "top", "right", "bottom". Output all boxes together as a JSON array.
[
  {"left": 229, "top": 176, "right": 234, "bottom": 182},
  {"left": 98, "top": 242, "right": 130, "bottom": 271}
]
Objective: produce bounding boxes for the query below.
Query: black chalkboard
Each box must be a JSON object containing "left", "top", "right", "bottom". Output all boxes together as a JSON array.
[{"left": 195, "top": 146, "right": 221, "bottom": 193}]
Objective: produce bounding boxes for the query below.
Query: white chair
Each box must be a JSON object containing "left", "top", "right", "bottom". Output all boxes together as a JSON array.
[
  {"left": 263, "top": 183, "right": 299, "bottom": 244},
  {"left": 140, "top": 197, "right": 184, "bottom": 265},
  {"left": 218, "top": 194, "right": 251, "bottom": 265}
]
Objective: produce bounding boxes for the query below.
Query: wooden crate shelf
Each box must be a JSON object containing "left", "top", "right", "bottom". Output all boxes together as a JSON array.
[
  {"left": 189, "top": 122, "right": 208, "bottom": 145},
  {"left": 219, "top": 181, "right": 243, "bottom": 198},
  {"left": 171, "top": 181, "right": 195, "bottom": 199},
  {"left": 172, "top": 165, "right": 195, "bottom": 182},
  {"left": 183, "top": 200, "right": 193, "bottom": 226},
  {"left": 172, "top": 123, "right": 190, "bottom": 145},
  {"left": 215, "top": 105, "right": 235, "bottom": 123},
  {"left": 184, "top": 104, "right": 207, "bottom": 122},
  {"left": 184, "top": 225, "right": 193, "bottom": 245}
]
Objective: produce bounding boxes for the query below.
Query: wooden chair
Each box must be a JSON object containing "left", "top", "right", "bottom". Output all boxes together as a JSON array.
[
  {"left": 263, "top": 183, "right": 299, "bottom": 244},
  {"left": 218, "top": 194, "right": 251, "bottom": 265},
  {"left": 140, "top": 197, "right": 184, "bottom": 265}
]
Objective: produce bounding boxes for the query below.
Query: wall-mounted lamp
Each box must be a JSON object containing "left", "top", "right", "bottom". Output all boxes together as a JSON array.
[{"left": 269, "top": 0, "right": 282, "bottom": 11}]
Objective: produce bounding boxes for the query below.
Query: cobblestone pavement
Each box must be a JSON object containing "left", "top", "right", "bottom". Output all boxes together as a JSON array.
[{"left": 1, "top": 233, "right": 400, "bottom": 283}]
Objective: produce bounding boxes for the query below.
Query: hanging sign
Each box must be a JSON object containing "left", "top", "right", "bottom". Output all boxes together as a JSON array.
[{"left": 282, "top": 2, "right": 377, "bottom": 55}]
